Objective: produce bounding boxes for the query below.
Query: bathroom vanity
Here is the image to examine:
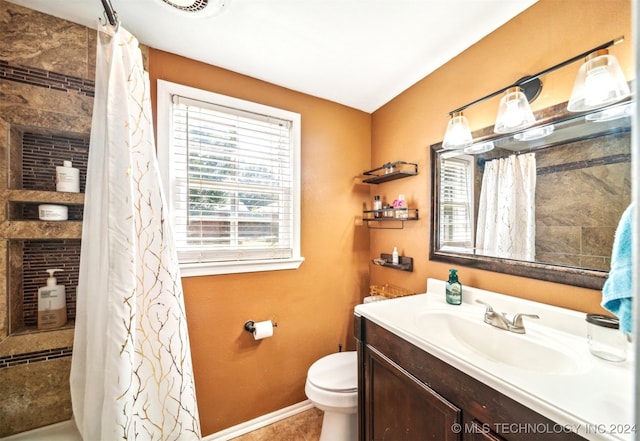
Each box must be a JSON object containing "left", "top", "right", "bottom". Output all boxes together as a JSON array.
[{"left": 354, "top": 279, "right": 634, "bottom": 441}]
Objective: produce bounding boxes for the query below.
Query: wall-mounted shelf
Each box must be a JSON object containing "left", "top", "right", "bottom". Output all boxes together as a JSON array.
[
  {"left": 0, "top": 221, "right": 83, "bottom": 239},
  {"left": 372, "top": 253, "right": 413, "bottom": 272},
  {"left": 363, "top": 208, "right": 418, "bottom": 229},
  {"left": 4, "top": 189, "right": 85, "bottom": 205},
  {"left": 362, "top": 161, "right": 418, "bottom": 184}
]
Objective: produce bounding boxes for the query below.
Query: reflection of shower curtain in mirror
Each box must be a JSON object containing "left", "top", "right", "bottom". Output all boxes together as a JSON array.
[
  {"left": 476, "top": 153, "right": 536, "bottom": 260},
  {"left": 70, "top": 25, "right": 201, "bottom": 440}
]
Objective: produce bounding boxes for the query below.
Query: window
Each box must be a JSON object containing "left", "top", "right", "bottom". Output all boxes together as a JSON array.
[
  {"left": 438, "top": 153, "right": 474, "bottom": 253},
  {"left": 157, "top": 80, "right": 303, "bottom": 276}
]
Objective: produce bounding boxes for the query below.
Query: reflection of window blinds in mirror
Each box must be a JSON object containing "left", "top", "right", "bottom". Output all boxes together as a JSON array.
[{"left": 439, "top": 155, "right": 474, "bottom": 251}]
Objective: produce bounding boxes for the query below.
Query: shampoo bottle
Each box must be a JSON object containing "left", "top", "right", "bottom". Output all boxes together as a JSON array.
[
  {"left": 445, "top": 269, "right": 462, "bottom": 305},
  {"left": 56, "top": 160, "right": 80, "bottom": 193},
  {"left": 37, "top": 269, "right": 67, "bottom": 330}
]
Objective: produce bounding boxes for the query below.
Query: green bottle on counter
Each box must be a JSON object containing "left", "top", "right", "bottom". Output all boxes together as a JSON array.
[{"left": 446, "top": 269, "right": 462, "bottom": 305}]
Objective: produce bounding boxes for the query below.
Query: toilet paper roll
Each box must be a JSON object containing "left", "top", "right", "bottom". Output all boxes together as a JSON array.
[{"left": 252, "top": 320, "right": 274, "bottom": 340}]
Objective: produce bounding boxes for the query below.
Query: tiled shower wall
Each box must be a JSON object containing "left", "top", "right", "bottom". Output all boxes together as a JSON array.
[
  {"left": 0, "top": 1, "right": 145, "bottom": 436},
  {"left": 535, "top": 132, "right": 632, "bottom": 269}
]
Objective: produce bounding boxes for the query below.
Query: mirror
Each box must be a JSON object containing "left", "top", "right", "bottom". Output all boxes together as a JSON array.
[{"left": 430, "top": 100, "right": 632, "bottom": 289}]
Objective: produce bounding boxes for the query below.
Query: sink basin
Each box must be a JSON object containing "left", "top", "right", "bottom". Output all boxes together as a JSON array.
[{"left": 414, "top": 310, "right": 584, "bottom": 375}]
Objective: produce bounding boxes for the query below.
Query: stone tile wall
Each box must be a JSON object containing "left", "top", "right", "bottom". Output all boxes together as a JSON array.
[
  {"left": 535, "top": 132, "right": 631, "bottom": 270},
  {"left": 0, "top": 0, "right": 149, "bottom": 433},
  {"left": 0, "top": 1, "right": 95, "bottom": 436}
]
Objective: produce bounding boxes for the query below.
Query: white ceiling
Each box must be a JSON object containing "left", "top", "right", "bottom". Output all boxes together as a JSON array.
[{"left": 7, "top": 0, "right": 537, "bottom": 112}]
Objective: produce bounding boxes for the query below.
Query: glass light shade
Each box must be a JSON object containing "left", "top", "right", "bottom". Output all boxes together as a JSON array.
[
  {"left": 567, "top": 50, "right": 631, "bottom": 112},
  {"left": 585, "top": 102, "right": 632, "bottom": 122},
  {"left": 464, "top": 141, "right": 494, "bottom": 155},
  {"left": 442, "top": 112, "right": 473, "bottom": 149},
  {"left": 494, "top": 86, "right": 536, "bottom": 134},
  {"left": 513, "top": 124, "right": 555, "bottom": 141}
]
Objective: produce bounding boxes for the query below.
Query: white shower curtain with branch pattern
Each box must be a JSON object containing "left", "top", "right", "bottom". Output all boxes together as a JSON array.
[
  {"left": 70, "top": 24, "right": 201, "bottom": 441},
  {"left": 475, "top": 152, "right": 536, "bottom": 261}
]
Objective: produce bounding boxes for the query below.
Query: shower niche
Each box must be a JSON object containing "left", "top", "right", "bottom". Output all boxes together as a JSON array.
[
  {"left": 8, "top": 239, "right": 81, "bottom": 334},
  {"left": 2, "top": 123, "right": 88, "bottom": 336}
]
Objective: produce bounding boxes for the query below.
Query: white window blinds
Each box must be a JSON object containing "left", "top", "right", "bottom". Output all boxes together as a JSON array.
[
  {"left": 439, "top": 154, "right": 474, "bottom": 251},
  {"left": 170, "top": 94, "right": 295, "bottom": 264}
]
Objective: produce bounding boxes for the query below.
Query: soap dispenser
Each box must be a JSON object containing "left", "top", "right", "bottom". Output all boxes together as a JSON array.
[
  {"left": 37, "top": 269, "right": 67, "bottom": 330},
  {"left": 445, "top": 269, "right": 462, "bottom": 305}
]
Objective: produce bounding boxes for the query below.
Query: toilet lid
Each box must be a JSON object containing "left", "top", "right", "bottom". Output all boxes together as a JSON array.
[{"left": 307, "top": 351, "right": 357, "bottom": 392}]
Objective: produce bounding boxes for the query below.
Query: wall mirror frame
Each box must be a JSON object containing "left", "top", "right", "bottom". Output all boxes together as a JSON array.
[{"left": 430, "top": 99, "right": 632, "bottom": 290}]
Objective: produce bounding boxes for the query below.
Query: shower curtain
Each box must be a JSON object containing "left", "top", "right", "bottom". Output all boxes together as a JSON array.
[
  {"left": 70, "top": 24, "right": 201, "bottom": 440},
  {"left": 475, "top": 153, "right": 536, "bottom": 261}
]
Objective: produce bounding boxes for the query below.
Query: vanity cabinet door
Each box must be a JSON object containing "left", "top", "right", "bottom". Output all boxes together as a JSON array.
[{"left": 364, "top": 345, "right": 461, "bottom": 441}]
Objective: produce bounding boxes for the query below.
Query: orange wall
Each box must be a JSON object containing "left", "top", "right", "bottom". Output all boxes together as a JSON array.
[
  {"left": 370, "top": 0, "right": 633, "bottom": 313},
  {"left": 148, "top": 51, "right": 371, "bottom": 435}
]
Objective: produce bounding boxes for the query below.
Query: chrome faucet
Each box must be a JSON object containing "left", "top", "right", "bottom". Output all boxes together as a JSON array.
[{"left": 475, "top": 300, "right": 539, "bottom": 334}]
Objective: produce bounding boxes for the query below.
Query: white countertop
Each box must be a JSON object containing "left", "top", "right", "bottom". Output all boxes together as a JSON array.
[{"left": 355, "top": 279, "right": 635, "bottom": 441}]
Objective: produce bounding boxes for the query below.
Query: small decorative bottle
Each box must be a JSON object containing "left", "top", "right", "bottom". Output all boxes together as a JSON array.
[
  {"left": 392, "top": 247, "right": 399, "bottom": 265},
  {"left": 395, "top": 194, "right": 409, "bottom": 219},
  {"left": 446, "top": 269, "right": 462, "bottom": 305},
  {"left": 373, "top": 195, "right": 382, "bottom": 218}
]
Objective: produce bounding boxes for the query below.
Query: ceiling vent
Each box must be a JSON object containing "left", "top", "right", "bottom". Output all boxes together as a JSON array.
[{"left": 159, "top": 0, "right": 229, "bottom": 17}]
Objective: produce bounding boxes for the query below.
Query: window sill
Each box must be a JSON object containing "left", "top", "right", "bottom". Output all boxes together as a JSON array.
[{"left": 179, "top": 257, "right": 305, "bottom": 277}]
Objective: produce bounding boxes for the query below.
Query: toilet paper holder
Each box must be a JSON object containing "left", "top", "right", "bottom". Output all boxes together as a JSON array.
[{"left": 244, "top": 320, "right": 278, "bottom": 333}]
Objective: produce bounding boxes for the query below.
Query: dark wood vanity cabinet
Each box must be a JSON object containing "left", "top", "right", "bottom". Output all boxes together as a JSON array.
[
  {"left": 364, "top": 345, "right": 461, "bottom": 440},
  {"left": 355, "top": 315, "right": 585, "bottom": 441}
]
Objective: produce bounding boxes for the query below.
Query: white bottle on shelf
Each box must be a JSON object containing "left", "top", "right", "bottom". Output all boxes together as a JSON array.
[
  {"left": 37, "top": 269, "right": 67, "bottom": 330},
  {"left": 392, "top": 247, "right": 399, "bottom": 265},
  {"left": 56, "top": 160, "right": 80, "bottom": 193}
]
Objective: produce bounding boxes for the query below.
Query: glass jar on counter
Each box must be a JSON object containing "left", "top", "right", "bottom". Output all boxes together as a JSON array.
[{"left": 586, "top": 314, "right": 627, "bottom": 362}]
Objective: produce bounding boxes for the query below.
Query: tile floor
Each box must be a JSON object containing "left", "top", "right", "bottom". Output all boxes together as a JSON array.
[{"left": 231, "top": 408, "right": 324, "bottom": 441}]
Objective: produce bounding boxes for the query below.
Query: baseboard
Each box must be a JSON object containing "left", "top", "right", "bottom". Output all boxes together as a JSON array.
[{"left": 203, "top": 400, "right": 314, "bottom": 441}]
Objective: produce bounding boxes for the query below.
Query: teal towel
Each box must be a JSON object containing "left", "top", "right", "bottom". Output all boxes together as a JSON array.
[{"left": 602, "top": 203, "right": 634, "bottom": 335}]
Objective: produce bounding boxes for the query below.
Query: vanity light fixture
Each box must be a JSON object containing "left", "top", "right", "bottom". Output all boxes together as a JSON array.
[
  {"left": 494, "top": 86, "right": 537, "bottom": 134},
  {"left": 442, "top": 37, "right": 627, "bottom": 146},
  {"left": 567, "top": 49, "right": 631, "bottom": 112},
  {"left": 442, "top": 111, "right": 473, "bottom": 150}
]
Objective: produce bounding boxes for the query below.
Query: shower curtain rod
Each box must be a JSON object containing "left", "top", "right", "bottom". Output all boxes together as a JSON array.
[{"left": 100, "top": 0, "right": 118, "bottom": 26}]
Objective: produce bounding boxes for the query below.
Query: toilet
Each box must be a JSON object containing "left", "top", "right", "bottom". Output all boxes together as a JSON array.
[{"left": 305, "top": 351, "right": 358, "bottom": 441}]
